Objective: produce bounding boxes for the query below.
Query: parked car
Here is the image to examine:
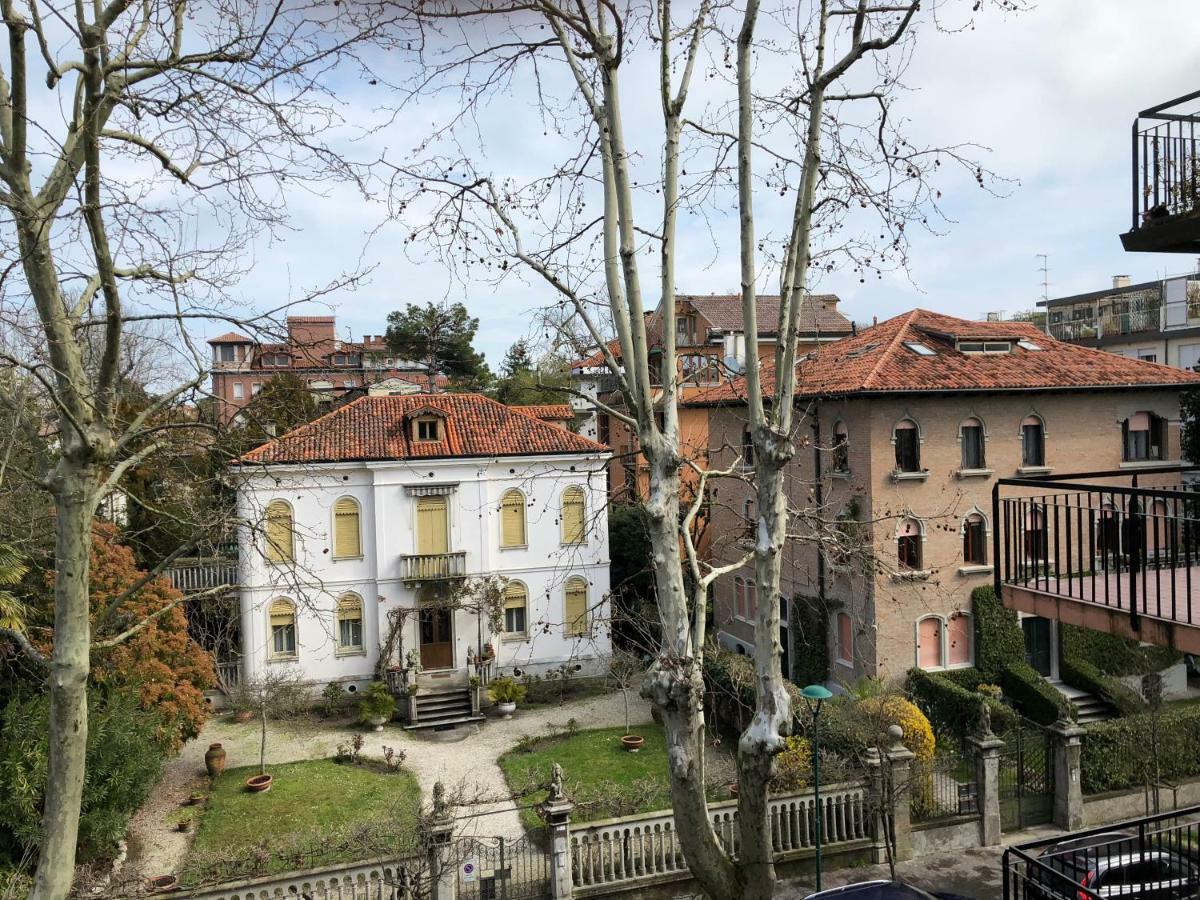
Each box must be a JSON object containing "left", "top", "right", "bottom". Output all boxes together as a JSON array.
[
  {"left": 1025, "top": 832, "right": 1199, "bottom": 899},
  {"left": 804, "top": 881, "right": 972, "bottom": 900}
]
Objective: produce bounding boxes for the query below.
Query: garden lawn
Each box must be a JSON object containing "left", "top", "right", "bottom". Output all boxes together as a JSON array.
[
  {"left": 186, "top": 758, "right": 421, "bottom": 879},
  {"left": 499, "top": 725, "right": 729, "bottom": 836}
]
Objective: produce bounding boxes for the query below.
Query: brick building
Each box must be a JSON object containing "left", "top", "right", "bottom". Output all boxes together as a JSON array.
[
  {"left": 208, "top": 315, "right": 432, "bottom": 424},
  {"left": 692, "top": 309, "right": 1199, "bottom": 685}
]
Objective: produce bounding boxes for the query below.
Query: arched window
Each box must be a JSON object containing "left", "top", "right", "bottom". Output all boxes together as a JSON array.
[
  {"left": 1021, "top": 415, "right": 1046, "bottom": 468},
  {"left": 265, "top": 500, "right": 294, "bottom": 564},
  {"left": 832, "top": 421, "right": 850, "bottom": 474},
  {"left": 894, "top": 419, "right": 921, "bottom": 473},
  {"left": 836, "top": 612, "right": 853, "bottom": 665},
  {"left": 963, "top": 513, "right": 988, "bottom": 565},
  {"left": 1122, "top": 411, "right": 1166, "bottom": 462},
  {"left": 269, "top": 598, "right": 297, "bottom": 658},
  {"left": 960, "top": 417, "right": 986, "bottom": 470},
  {"left": 897, "top": 518, "right": 923, "bottom": 570},
  {"left": 333, "top": 497, "right": 361, "bottom": 559},
  {"left": 564, "top": 576, "right": 589, "bottom": 636},
  {"left": 917, "top": 616, "right": 943, "bottom": 669},
  {"left": 500, "top": 489, "right": 527, "bottom": 548},
  {"left": 562, "top": 487, "right": 586, "bottom": 545},
  {"left": 336, "top": 593, "right": 364, "bottom": 652},
  {"left": 503, "top": 581, "right": 528, "bottom": 636},
  {"left": 947, "top": 613, "right": 972, "bottom": 667}
]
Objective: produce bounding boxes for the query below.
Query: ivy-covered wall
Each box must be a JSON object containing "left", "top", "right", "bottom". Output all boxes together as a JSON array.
[
  {"left": 970, "top": 585, "right": 1026, "bottom": 682},
  {"left": 791, "top": 594, "right": 832, "bottom": 687}
]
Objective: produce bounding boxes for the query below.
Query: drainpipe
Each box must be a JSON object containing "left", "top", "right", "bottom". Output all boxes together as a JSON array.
[{"left": 811, "top": 408, "right": 827, "bottom": 680}]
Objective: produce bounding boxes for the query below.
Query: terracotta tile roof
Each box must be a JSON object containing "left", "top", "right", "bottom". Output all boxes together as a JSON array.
[
  {"left": 573, "top": 338, "right": 623, "bottom": 371},
  {"left": 237, "top": 394, "right": 607, "bottom": 465},
  {"left": 208, "top": 331, "right": 253, "bottom": 344},
  {"left": 680, "top": 294, "right": 850, "bottom": 335},
  {"left": 687, "top": 309, "right": 1200, "bottom": 403},
  {"left": 512, "top": 404, "right": 575, "bottom": 422}
]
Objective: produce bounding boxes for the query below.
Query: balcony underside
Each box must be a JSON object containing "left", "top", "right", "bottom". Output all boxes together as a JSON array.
[
  {"left": 1121, "top": 214, "right": 1200, "bottom": 254},
  {"left": 1001, "top": 573, "right": 1200, "bottom": 654}
]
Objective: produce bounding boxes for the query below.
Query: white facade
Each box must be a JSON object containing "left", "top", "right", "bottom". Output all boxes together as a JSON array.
[{"left": 236, "top": 453, "right": 612, "bottom": 689}]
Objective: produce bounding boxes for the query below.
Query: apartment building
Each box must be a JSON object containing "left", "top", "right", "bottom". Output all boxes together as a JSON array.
[
  {"left": 208, "top": 315, "right": 431, "bottom": 424},
  {"left": 693, "top": 309, "right": 1199, "bottom": 685},
  {"left": 1039, "top": 272, "right": 1200, "bottom": 371},
  {"left": 232, "top": 393, "right": 612, "bottom": 690}
]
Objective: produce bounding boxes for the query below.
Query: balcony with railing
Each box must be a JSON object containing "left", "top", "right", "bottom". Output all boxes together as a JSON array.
[
  {"left": 994, "top": 467, "right": 1200, "bottom": 653},
  {"left": 399, "top": 551, "right": 467, "bottom": 583},
  {"left": 167, "top": 558, "right": 239, "bottom": 594},
  {"left": 1120, "top": 90, "right": 1200, "bottom": 254}
]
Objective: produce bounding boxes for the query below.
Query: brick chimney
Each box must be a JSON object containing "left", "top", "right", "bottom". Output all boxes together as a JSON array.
[{"left": 1113, "top": 275, "right": 1131, "bottom": 289}]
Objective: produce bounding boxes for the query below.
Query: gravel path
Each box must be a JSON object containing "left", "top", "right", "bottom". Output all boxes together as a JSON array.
[{"left": 123, "top": 690, "right": 653, "bottom": 881}]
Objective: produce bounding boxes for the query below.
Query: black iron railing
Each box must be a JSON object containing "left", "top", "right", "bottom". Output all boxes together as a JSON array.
[
  {"left": 1126, "top": 91, "right": 1200, "bottom": 235},
  {"left": 1002, "top": 805, "right": 1200, "bottom": 900},
  {"left": 993, "top": 467, "right": 1200, "bottom": 632}
]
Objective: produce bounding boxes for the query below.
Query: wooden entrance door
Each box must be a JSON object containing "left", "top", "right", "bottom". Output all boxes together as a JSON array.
[{"left": 419, "top": 603, "right": 453, "bottom": 669}]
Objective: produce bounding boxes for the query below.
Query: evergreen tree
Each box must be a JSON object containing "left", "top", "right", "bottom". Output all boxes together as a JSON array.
[{"left": 384, "top": 301, "right": 490, "bottom": 392}]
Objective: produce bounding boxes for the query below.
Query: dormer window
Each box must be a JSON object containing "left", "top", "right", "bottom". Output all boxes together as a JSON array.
[
  {"left": 958, "top": 341, "right": 1012, "bottom": 354},
  {"left": 415, "top": 416, "right": 441, "bottom": 442}
]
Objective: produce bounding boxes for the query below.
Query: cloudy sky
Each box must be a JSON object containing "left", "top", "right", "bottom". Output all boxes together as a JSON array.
[{"left": 221, "top": 1, "right": 1200, "bottom": 364}]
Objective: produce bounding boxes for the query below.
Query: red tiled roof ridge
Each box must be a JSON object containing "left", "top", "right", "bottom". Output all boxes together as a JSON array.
[
  {"left": 208, "top": 331, "right": 253, "bottom": 344},
  {"left": 512, "top": 403, "right": 574, "bottom": 419},
  {"left": 860, "top": 309, "right": 921, "bottom": 391}
]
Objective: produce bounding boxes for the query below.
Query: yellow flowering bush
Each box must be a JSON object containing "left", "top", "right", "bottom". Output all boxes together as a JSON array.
[{"left": 771, "top": 736, "right": 812, "bottom": 792}]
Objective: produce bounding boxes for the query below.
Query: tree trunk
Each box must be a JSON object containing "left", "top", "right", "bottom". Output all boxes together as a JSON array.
[
  {"left": 260, "top": 706, "right": 268, "bottom": 775},
  {"left": 31, "top": 469, "right": 98, "bottom": 900}
]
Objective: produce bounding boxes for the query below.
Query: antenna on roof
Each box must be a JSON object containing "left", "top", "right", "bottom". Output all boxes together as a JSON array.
[{"left": 1036, "top": 253, "right": 1050, "bottom": 304}]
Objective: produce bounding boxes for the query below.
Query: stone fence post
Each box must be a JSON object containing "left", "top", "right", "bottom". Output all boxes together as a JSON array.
[
  {"left": 884, "top": 725, "right": 915, "bottom": 864},
  {"left": 968, "top": 727, "right": 1005, "bottom": 847},
  {"left": 1049, "top": 714, "right": 1085, "bottom": 831},
  {"left": 427, "top": 782, "right": 457, "bottom": 900},
  {"left": 542, "top": 763, "right": 574, "bottom": 900},
  {"left": 864, "top": 747, "right": 888, "bottom": 864}
]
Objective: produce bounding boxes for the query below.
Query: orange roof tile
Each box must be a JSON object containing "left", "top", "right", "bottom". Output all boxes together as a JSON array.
[
  {"left": 237, "top": 394, "right": 607, "bottom": 465},
  {"left": 512, "top": 404, "right": 575, "bottom": 421},
  {"left": 208, "top": 331, "right": 253, "bottom": 344}
]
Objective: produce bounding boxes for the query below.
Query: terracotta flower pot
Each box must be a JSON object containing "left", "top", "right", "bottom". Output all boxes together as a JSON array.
[
  {"left": 727, "top": 783, "right": 739, "bottom": 799},
  {"left": 148, "top": 874, "right": 178, "bottom": 894},
  {"left": 204, "top": 743, "right": 227, "bottom": 778},
  {"left": 245, "top": 774, "right": 273, "bottom": 793},
  {"left": 620, "top": 734, "right": 644, "bottom": 753}
]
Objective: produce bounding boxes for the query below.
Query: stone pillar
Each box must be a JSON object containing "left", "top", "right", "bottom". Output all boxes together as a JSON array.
[
  {"left": 884, "top": 725, "right": 916, "bottom": 864},
  {"left": 469, "top": 681, "right": 482, "bottom": 717},
  {"left": 864, "top": 747, "right": 889, "bottom": 864},
  {"left": 407, "top": 690, "right": 420, "bottom": 727},
  {"left": 968, "top": 730, "right": 1005, "bottom": 847},
  {"left": 427, "top": 782, "right": 457, "bottom": 900},
  {"left": 541, "top": 763, "right": 574, "bottom": 900},
  {"left": 1049, "top": 715, "right": 1085, "bottom": 831}
]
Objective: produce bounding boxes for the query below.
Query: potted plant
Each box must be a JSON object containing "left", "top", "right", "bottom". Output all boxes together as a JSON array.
[
  {"left": 359, "top": 681, "right": 397, "bottom": 732},
  {"left": 186, "top": 790, "right": 209, "bottom": 807},
  {"left": 406, "top": 682, "right": 420, "bottom": 697},
  {"left": 204, "top": 742, "right": 227, "bottom": 778},
  {"left": 488, "top": 676, "right": 526, "bottom": 719},
  {"left": 610, "top": 649, "right": 646, "bottom": 753}
]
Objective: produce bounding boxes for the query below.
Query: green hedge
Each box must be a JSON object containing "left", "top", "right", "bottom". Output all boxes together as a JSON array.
[
  {"left": 1060, "top": 624, "right": 1181, "bottom": 679},
  {"left": 1060, "top": 656, "right": 1146, "bottom": 717},
  {"left": 906, "top": 668, "right": 1016, "bottom": 744},
  {"left": 971, "top": 586, "right": 1026, "bottom": 681},
  {"left": 1001, "top": 661, "right": 1067, "bottom": 725},
  {"left": 1081, "top": 706, "right": 1200, "bottom": 794},
  {"left": 791, "top": 595, "right": 831, "bottom": 687}
]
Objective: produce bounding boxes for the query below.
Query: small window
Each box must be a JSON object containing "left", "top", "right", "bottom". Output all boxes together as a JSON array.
[
  {"left": 269, "top": 598, "right": 297, "bottom": 658},
  {"left": 336, "top": 594, "right": 364, "bottom": 652},
  {"left": 961, "top": 418, "right": 985, "bottom": 470},
  {"left": 917, "top": 617, "right": 943, "bottom": 669},
  {"left": 217, "top": 345, "right": 237, "bottom": 363},
  {"left": 1122, "top": 411, "right": 1166, "bottom": 462},
  {"left": 564, "top": 576, "right": 589, "bottom": 636},
  {"left": 898, "top": 518, "right": 922, "bottom": 570},
  {"left": 265, "top": 500, "right": 294, "bottom": 564},
  {"left": 958, "top": 341, "right": 984, "bottom": 353},
  {"left": 734, "top": 577, "right": 746, "bottom": 620},
  {"left": 561, "top": 487, "right": 586, "bottom": 545},
  {"left": 903, "top": 341, "right": 936, "bottom": 356},
  {"left": 500, "top": 489, "right": 527, "bottom": 548},
  {"left": 333, "top": 497, "right": 362, "bottom": 559},
  {"left": 742, "top": 497, "right": 756, "bottom": 539},
  {"left": 894, "top": 420, "right": 921, "bottom": 473},
  {"left": 1017, "top": 339, "right": 1042, "bottom": 351},
  {"left": 963, "top": 514, "right": 987, "bottom": 565},
  {"left": 832, "top": 421, "right": 849, "bottom": 473},
  {"left": 415, "top": 417, "right": 441, "bottom": 442},
  {"left": 1021, "top": 415, "right": 1045, "bottom": 467},
  {"left": 503, "top": 581, "right": 528, "bottom": 636},
  {"left": 836, "top": 612, "right": 853, "bottom": 665},
  {"left": 232, "top": 382, "right": 245, "bottom": 400},
  {"left": 251, "top": 383, "right": 262, "bottom": 396},
  {"left": 742, "top": 429, "right": 755, "bottom": 469},
  {"left": 984, "top": 341, "right": 1012, "bottom": 353},
  {"left": 745, "top": 579, "right": 757, "bottom": 619}
]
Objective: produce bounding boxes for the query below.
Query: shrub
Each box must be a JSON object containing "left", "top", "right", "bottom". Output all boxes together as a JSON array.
[
  {"left": 321, "top": 681, "right": 347, "bottom": 716},
  {"left": 358, "top": 682, "right": 397, "bottom": 724},
  {"left": 822, "top": 693, "right": 935, "bottom": 769},
  {"left": 1060, "top": 624, "right": 1180, "bottom": 679},
  {"left": 703, "top": 645, "right": 801, "bottom": 735},
  {"left": 0, "top": 687, "right": 169, "bottom": 863},
  {"left": 971, "top": 586, "right": 1026, "bottom": 681},
  {"left": 1080, "top": 706, "right": 1200, "bottom": 794},
  {"left": 1001, "top": 662, "right": 1066, "bottom": 726},
  {"left": 488, "top": 677, "right": 528, "bottom": 705},
  {"left": 906, "top": 668, "right": 1016, "bottom": 744},
  {"left": 1060, "top": 656, "right": 1145, "bottom": 717},
  {"left": 771, "top": 737, "right": 812, "bottom": 792}
]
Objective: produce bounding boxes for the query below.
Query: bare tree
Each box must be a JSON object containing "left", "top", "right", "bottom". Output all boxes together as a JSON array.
[
  {"left": 376, "top": 1, "right": 1016, "bottom": 896},
  {"left": 0, "top": 1, "right": 398, "bottom": 895}
]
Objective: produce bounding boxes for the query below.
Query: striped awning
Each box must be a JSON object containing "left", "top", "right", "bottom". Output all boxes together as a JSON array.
[{"left": 404, "top": 483, "right": 459, "bottom": 497}]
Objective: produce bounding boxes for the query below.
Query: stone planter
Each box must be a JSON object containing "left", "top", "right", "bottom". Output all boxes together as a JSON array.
[
  {"left": 497, "top": 701, "right": 517, "bottom": 720},
  {"left": 620, "top": 734, "right": 644, "bottom": 753},
  {"left": 204, "top": 743, "right": 226, "bottom": 778},
  {"left": 245, "top": 774, "right": 273, "bottom": 793},
  {"left": 368, "top": 715, "right": 388, "bottom": 733}
]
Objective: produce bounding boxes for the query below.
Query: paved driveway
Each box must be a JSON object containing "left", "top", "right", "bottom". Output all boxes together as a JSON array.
[{"left": 774, "top": 844, "right": 1008, "bottom": 899}]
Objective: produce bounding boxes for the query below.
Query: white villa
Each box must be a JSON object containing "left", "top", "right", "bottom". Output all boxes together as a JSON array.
[{"left": 232, "top": 394, "right": 612, "bottom": 698}]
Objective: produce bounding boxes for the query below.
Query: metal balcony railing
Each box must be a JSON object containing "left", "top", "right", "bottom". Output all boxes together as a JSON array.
[
  {"left": 167, "top": 559, "right": 239, "bottom": 594},
  {"left": 400, "top": 551, "right": 467, "bottom": 582},
  {"left": 993, "top": 467, "right": 1200, "bottom": 636},
  {"left": 1122, "top": 91, "right": 1200, "bottom": 253}
]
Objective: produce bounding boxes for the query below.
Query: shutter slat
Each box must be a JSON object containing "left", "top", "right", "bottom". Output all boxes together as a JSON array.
[{"left": 334, "top": 498, "right": 361, "bottom": 558}]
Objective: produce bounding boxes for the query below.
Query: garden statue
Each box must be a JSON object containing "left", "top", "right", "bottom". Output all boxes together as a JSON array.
[
  {"left": 432, "top": 780, "right": 450, "bottom": 819},
  {"left": 548, "top": 762, "right": 566, "bottom": 802},
  {"left": 977, "top": 699, "right": 992, "bottom": 737},
  {"left": 405, "top": 648, "right": 421, "bottom": 674}
]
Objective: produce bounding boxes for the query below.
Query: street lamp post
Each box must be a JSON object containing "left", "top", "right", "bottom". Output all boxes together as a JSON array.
[{"left": 801, "top": 684, "right": 833, "bottom": 892}]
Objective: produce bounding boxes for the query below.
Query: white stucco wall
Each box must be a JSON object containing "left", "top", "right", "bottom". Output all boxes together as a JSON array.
[{"left": 236, "top": 452, "right": 612, "bottom": 688}]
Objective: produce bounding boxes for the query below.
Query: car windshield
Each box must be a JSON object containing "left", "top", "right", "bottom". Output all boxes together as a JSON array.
[{"left": 806, "top": 883, "right": 939, "bottom": 900}]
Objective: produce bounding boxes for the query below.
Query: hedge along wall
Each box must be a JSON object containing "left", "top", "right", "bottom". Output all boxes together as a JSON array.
[
  {"left": 1060, "top": 624, "right": 1181, "bottom": 678},
  {"left": 906, "top": 667, "right": 1016, "bottom": 747},
  {"left": 1081, "top": 706, "right": 1200, "bottom": 794}
]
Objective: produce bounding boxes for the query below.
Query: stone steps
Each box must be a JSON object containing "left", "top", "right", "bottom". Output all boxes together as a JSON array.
[{"left": 405, "top": 688, "right": 482, "bottom": 730}]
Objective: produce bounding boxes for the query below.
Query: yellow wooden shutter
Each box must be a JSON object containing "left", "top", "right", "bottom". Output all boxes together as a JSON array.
[
  {"left": 265, "top": 501, "right": 293, "bottom": 563},
  {"left": 269, "top": 597, "right": 294, "bottom": 625},
  {"left": 562, "top": 487, "right": 585, "bottom": 545},
  {"left": 333, "top": 497, "right": 361, "bottom": 558},
  {"left": 564, "top": 577, "right": 588, "bottom": 636},
  {"left": 501, "top": 490, "right": 526, "bottom": 547},
  {"left": 417, "top": 496, "right": 449, "bottom": 555}
]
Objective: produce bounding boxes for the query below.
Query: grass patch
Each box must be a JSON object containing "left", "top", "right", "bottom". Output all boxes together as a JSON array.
[{"left": 185, "top": 758, "right": 421, "bottom": 881}]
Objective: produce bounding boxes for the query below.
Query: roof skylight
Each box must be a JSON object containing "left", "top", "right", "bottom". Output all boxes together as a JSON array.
[
  {"left": 1017, "top": 339, "right": 1043, "bottom": 351},
  {"left": 903, "top": 341, "right": 937, "bottom": 357}
]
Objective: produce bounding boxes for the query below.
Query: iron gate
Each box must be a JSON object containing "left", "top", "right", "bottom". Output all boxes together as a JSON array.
[
  {"left": 455, "top": 835, "right": 550, "bottom": 900},
  {"left": 998, "top": 718, "right": 1055, "bottom": 831}
]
